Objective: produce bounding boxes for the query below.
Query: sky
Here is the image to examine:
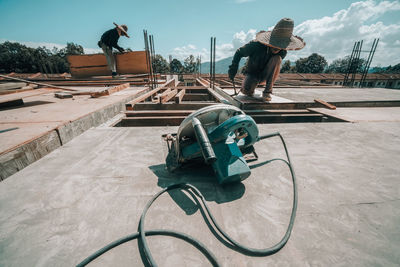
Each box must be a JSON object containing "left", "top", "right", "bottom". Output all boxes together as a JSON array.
[{"left": 0, "top": 0, "right": 399, "bottom": 66}]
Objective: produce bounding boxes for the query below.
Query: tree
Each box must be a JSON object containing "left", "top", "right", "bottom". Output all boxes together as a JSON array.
[
  {"left": 152, "top": 54, "right": 169, "bottom": 73},
  {"left": 183, "top": 55, "right": 196, "bottom": 73},
  {"left": 170, "top": 58, "right": 183, "bottom": 74},
  {"left": 384, "top": 63, "right": 400, "bottom": 73},
  {"left": 280, "top": 60, "right": 292, "bottom": 73},
  {"left": 325, "top": 56, "right": 365, "bottom": 73},
  {"left": 295, "top": 53, "right": 327, "bottom": 73},
  {"left": 0, "top": 41, "right": 85, "bottom": 73},
  {"left": 65, "top": 42, "right": 84, "bottom": 55},
  {"left": 0, "top": 41, "right": 37, "bottom": 73}
]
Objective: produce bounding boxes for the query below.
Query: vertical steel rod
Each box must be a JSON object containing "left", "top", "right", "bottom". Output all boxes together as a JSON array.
[
  {"left": 210, "top": 37, "right": 213, "bottom": 88},
  {"left": 213, "top": 37, "right": 216, "bottom": 89},
  {"left": 343, "top": 41, "right": 357, "bottom": 86}
]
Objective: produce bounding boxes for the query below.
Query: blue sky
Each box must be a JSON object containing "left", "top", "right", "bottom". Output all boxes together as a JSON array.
[{"left": 1, "top": 0, "right": 399, "bottom": 66}]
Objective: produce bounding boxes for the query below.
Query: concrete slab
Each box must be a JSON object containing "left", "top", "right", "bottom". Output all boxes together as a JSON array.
[
  {"left": 273, "top": 88, "right": 400, "bottom": 102},
  {"left": 310, "top": 107, "right": 400, "bottom": 122},
  {"left": 0, "top": 86, "right": 148, "bottom": 180},
  {"left": 0, "top": 122, "right": 399, "bottom": 266}
]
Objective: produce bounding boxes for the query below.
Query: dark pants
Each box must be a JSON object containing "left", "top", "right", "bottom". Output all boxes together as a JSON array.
[{"left": 241, "top": 55, "right": 282, "bottom": 96}]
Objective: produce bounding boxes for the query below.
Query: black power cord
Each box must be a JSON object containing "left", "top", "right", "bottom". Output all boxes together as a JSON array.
[{"left": 76, "top": 132, "right": 297, "bottom": 266}]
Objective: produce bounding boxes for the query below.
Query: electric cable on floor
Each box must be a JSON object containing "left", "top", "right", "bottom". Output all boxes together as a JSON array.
[{"left": 76, "top": 132, "right": 297, "bottom": 267}]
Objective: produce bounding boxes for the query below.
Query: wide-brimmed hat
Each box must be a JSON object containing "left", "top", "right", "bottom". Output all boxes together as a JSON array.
[
  {"left": 255, "top": 18, "right": 305, "bottom": 50},
  {"left": 113, "top": 22, "right": 130, "bottom": 38}
]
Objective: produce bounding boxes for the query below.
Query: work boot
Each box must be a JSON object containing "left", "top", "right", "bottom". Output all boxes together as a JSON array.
[
  {"left": 240, "top": 88, "right": 253, "bottom": 97},
  {"left": 263, "top": 92, "right": 272, "bottom": 102}
]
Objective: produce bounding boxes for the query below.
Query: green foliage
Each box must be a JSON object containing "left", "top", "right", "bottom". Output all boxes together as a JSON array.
[
  {"left": 280, "top": 60, "right": 296, "bottom": 73},
  {"left": 183, "top": 55, "right": 196, "bottom": 73},
  {"left": 295, "top": 53, "right": 327, "bottom": 73},
  {"left": 152, "top": 54, "right": 169, "bottom": 74},
  {"left": 325, "top": 56, "right": 365, "bottom": 73},
  {"left": 169, "top": 58, "right": 183, "bottom": 74},
  {"left": 0, "top": 41, "right": 84, "bottom": 73},
  {"left": 372, "top": 63, "right": 400, "bottom": 73}
]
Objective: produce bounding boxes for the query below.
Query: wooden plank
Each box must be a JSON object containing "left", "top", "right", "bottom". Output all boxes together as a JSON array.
[
  {"left": 163, "top": 79, "right": 176, "bottom": 88},
  {"left": 0, "top": 89, "right": 52, "bottom": 103},
  {"left": 0, "top": 82, "right": 27, "bottom": 90},
  {"left": 125, "top": 110, "right": 193, "bottom": 117},
  {"left": 125, "top": 87, "right": 163, "bottom": 110},
  {"left": 160, "top": 88, "right": 178, "bottom": 104},
  {"left": 90, "top": 83, "right": 130, "bottom": 98},
  {"left": 197, "top": 77, "right": 240, "bottom": 107},
  {"left": 55, "top": 92, "right": 73, "bottom": 99},
  {"left": 115, "top": 51, "right": 148, "bottom": 74},
  {"left": 175, "top": 89, "right": 186, "bottom": 104},
  {"left": 28, "top": 73, "right": 42, "bottom": 79},
  {"left": 206, "top": 87, "right": 229, "bottom": 104},
  {"left": 67, "top": 51, "right": 149, "bottom": 77},
  {"left": 314, "top": 99, "right": 337, "bottom": 110},
  {"left": 0, "top": 74, "right": 78, "bottom": 91},
  {"left": 133, "top": 102, "right": 215, "bottom": 111},
  {"left": 117, "top": 116, "right": 186, "bottom": 127}
]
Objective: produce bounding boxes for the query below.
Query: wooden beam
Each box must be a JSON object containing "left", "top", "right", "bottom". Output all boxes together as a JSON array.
[
  {"left": 90, "top": 83, "right": 130, "bottom": 98},
  {"left": 175, "top": 89, "right": 186, "bottom": 103},
  {"left": 125, "top": 110, "right": 193, "bottom": 117},
  {"left": 197, "top": 77, "right": 241, "bottom": 107},
  {"left": 132, "top": 102, "right": 215, "bottom": 111},
  {"left": 67, "top": 51, "right": 149, "bottom": 77},
  {"left": 117, "top": 116, "right": 186, "bottom": 127},
  {"left": 55, "top": 92, "right": 73, "bottom": 99},
  {"left": 314, "top": 99, "right": 337, "bottom": 110},
  {"left": 160, "top": 88, "right": 178, "bottom": 104},
  {"left": 125, "top": 87, "right": 163, "bottom": 110},
  {"left": 0, "top": 74, "right": 78, "bottom": 91},
  {"left": 28, "top": 72, "right": 42, "bottom": 79}
]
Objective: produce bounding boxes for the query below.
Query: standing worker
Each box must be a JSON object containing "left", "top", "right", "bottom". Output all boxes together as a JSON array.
[
  {"left": 228, "top": 18, "right": 305, "bottom": 101},
  {"left": 98, "top": 22, "right": 130, "bottom": 78}
]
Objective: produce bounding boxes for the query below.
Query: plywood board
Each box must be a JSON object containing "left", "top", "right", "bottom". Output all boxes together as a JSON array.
[{"left": 67, "top": 51, "right": 149, "bottom": 77}]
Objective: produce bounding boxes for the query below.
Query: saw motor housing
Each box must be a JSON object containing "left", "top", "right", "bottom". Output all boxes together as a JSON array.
[{"left": 165, "top": 104, "right": 259, "bottom": 184}]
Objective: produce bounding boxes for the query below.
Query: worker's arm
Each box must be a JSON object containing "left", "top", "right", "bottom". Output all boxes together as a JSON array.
[
  {"left": 228, "top": 41, "right": 257, "bottom": 80},
  {"left": 277, "top": 49, "right": 287, "bottom": 59},
  {"left": 110, "top": 39, "right": 125, "bottom": 53}
]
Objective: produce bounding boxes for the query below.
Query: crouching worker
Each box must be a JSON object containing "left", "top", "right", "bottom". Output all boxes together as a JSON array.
[
  {"left": 98, "top": 22, "right": 130, "bottom": 78},
  {"left": 228, "top": 18, "right": 305, "bottom": 101}
]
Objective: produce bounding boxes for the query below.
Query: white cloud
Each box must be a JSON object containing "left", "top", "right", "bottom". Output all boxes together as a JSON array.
[
  {"left": 170, "top": 29, "right": 256, "bottom": 62},
  {"left": 171, "top": 0, "right": 400, "bottom": 66},
  {"left": 289, "top": 0, "right": 400, "bottom": 65}
]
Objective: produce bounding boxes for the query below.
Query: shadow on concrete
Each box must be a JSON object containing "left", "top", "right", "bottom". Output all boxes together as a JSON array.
[
  {"left": 149, "top": 163, "right": 246, "bottom": 215},
  {"left": 0, "top": 100, "right": 54, "bottom": 111}
]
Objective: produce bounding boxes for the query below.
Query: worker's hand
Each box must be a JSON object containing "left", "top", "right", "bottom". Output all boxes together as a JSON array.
[{"left": 228, "top": 64, "right": 238, "bottom": 80}]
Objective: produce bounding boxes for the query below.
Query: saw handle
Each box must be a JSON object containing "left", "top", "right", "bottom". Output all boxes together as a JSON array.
[{"left": 192, "top": 117, "right": 217, "bottom": 164}]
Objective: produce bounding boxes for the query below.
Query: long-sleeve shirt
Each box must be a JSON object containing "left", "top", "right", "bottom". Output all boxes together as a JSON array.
[
  {"left": 99, "top": 28, "right": 124, "bottom": 51},
  {"left": 231, "top": 41, "right": 287, "bottom": 76}
]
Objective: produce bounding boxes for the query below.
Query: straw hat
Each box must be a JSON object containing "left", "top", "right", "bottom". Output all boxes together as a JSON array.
[
  {"left": 255, "top": 18, "right": 305, "bottom": 50},
  {"left": 113, "top": 22, "right": 130, "bottom": 38}
]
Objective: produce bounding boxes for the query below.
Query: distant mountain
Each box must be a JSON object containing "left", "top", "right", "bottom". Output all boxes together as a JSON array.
[{"left": 200, "top": 57, "right": 246, "bottom": 74}]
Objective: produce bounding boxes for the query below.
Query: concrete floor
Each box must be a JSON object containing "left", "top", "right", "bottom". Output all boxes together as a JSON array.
[
  {"left": 1, "top": 121, "right": 399, "bottom": 266},
  {"left": 273, "top": 87, "right": 400, "bottom": 102}
]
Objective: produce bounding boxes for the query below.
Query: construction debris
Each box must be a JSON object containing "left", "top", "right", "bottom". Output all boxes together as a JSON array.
[
  {"left": 314, "top": 99, "right": 337, "bottom": 110},
  {"left": 90, "top": 82, "right": 130, "bottom": 98}
]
